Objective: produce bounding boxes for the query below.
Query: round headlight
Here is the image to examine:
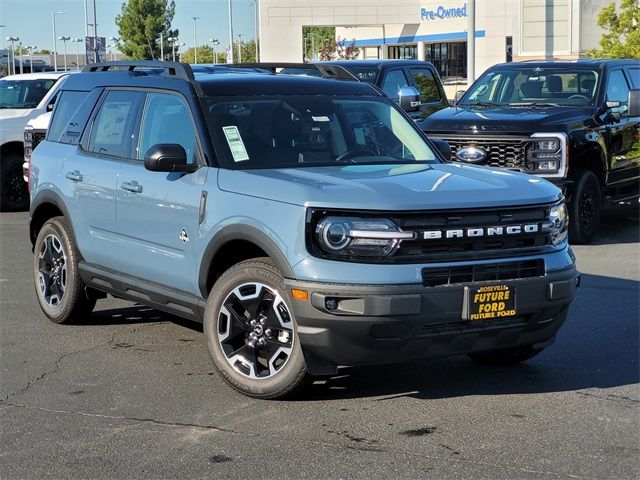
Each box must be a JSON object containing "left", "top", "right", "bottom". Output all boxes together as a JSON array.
[{"left": 323, "top": 222, "right": 350, "bottom": 250}]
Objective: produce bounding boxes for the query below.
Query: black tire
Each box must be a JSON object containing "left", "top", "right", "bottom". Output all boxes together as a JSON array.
[
  {"left": 204, "top": 257, "right": 308, "bottom": 399},
  {"left": 33, "top": 216, "right": 96, "bottom": 324},
  {"left": 568, "top": 169, "right": 602, "bottom": 244},
  {"left": 467, "top": 345, "right": 545, "bottom": 366},
  {"left": 1, "top": 153, "right": 29, "bottom": 212}
]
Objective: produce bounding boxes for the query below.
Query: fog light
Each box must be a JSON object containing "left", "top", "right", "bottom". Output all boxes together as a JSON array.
[{"left": 325, "top": 298, "right": 338, "bottom": 311}]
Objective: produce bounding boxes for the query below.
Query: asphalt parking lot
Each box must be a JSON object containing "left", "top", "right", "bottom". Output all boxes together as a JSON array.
[{"left": 1, "top": 204, "right": 638, "bottom": 480}]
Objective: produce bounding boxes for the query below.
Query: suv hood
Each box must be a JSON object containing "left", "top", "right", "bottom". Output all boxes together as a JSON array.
[
  {"left": 219, "top": 163, "right": 562, "bottom": 210},
  {"left": 0, "top": 109, "right": 32, "bottom": 120},
  {"left": 419, "top": 105, "right": 593, "bottom": 135}
]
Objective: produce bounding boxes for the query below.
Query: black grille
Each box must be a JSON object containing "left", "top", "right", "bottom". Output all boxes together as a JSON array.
[
  {"left": 32, "top": 131, "right": 46, "bottom": 150},
  {"left": 390, "top": 204, "right": 552, "bottom": 262},
  {"left": 422, "top": 259, "right": 545, "bottom": 287},
  {"left": 439, "top": 136, "right": 534, "bottom": 169}
]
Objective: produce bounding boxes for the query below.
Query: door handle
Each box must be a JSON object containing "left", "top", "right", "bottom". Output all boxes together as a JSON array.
[
  {"left": 65, "top": 170, "right": 83, "bottom": 182},
  {"left": 121, "top": 181, "right": 143, "bottom": 193}
]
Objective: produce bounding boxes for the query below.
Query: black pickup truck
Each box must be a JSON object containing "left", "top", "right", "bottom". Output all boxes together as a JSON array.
[{"left": 420, "top": 59, "right": 640, "bottom": 243}]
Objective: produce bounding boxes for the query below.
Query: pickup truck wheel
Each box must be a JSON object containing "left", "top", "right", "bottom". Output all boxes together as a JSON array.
[
  {"left": 1, "top": 153, "right": 29, "bottom": 211},
  {"left": 33, "top": 216, "right": 96, "bottom": 324},
  {"left": 467, "top": 345, "right": 545, "bottom": 365},
  {"left": 204, "top": 258, "right": 308, "bottom": 399},
  {"left": 569, "top": 169, "right": 601, "bottom": 244}
]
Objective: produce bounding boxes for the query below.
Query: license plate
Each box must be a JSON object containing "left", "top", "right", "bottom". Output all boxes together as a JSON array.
[{"left": 463, "top": 284, "right": 517, "bottom": 320}]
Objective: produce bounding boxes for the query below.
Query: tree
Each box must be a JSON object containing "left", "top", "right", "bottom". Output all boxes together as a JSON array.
[
  {"left": 116, "top": 0, "right": 178, "bottom": 60},
  {"left": 587, "top": 0, "right": 640, "bottom": 59},
  {"left": 180, "top": 45, "right": 215, "bottom": 64},
  {"left": 34, "top": 49, "right": 51, "bottom": 55},
  {"left": 303, "top": 26, "right": 334, "bottom": 61},
  {"left": 318, "top": 37, "right": 358, "bottom": 61}
]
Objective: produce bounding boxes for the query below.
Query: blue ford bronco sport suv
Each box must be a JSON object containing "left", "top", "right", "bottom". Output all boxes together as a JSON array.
[{"left": 29, "top": 61, "right": 579, "bottom": 399}]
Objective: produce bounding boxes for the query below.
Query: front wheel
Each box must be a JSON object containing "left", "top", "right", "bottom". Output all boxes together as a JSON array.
[
  {"left": 1, "top": 153, "right": 29, "bottom": 211},
  {"left": 204, "top": 258, "right": 308, "bottom": 399},
  {"left": 467, "top": 345, "right": 545, "bottom": 365},
  {"left": 568, "top": 169, "right": 602, "bottom": 244}
]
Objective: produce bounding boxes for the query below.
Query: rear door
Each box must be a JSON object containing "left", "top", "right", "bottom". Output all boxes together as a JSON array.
[{"left": 114, "top": 90, "right": 208, "bottom": 294}]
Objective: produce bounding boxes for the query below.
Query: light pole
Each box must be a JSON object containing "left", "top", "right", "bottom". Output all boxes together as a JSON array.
[
  {"left": 228, "top": 0, "right": 233, "bottom": 63},
  {"left": 167, "top": 37, "right": 177, "bottom": 62},
  {"left": 243, "top": 1, "right": 259, "bottom": 62},
  {"left": 159, "top": 33, "right": 164, "bottom": 61},
  {"left": 71, "top": 39, "right": 82, "bottom": 69},
  {"left": 6, "top": 37, "right": 18, "bottom": 75},
  {"left": 51, "top": 11, "right": 64, "bottom": 71},
  {"left": 209, "top": 38, "right": 219, "bottom": 63},
  {"left": 18, "top": 41, "right": 23, "bottom": 74},
  {"left": 192, "top": 17, "right": 200, "bottom": 64},
  {"left": 237, "top": 33, "right": 243, "bottom": 63},
  {"left": 177, "top": 42, "right": 185, "bottom": 61},
  {"left": 26, "top": 45, "right": 36, "bottom": 72},
  {"left": 58, "top": 36, "right": 70, "bottom": 70}
]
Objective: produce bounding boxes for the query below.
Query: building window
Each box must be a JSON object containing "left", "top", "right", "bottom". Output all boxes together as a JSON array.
[
  {"left": 506, "top": 37, "right": 513, "bottom": 62},
  {"left": 388, "top": 45, "right": 417, "bottom": 60},
  {"left": 425, "top": 42, "right": 467, "bottom": 80}
]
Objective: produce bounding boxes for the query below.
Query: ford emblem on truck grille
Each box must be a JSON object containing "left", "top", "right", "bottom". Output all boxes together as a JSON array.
[{"left": 455, "top": 146, "right": 487, "bottom": 163}]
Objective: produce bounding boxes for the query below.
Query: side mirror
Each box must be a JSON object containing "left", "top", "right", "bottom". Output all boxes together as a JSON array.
[
  {"left": 46, "top": 102, "right": 55, "bottom": 112},
  {"left": 454, "top": 90, "right": 466, "bottom": 104},
  {"left": 143, "top": 144, "right": 198, "bottom": 173},
  {"left": 628, "top": 89, "right": 640, "bottom": 117},
  {"left": 398, "top": 86, "right": 421, "bottom": 112},
  {"left": 430, "top": 137, "right": 452, "bottom": 161}
]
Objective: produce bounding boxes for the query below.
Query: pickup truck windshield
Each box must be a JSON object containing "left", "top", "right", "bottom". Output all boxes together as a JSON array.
[
  {"left": 205, "top": 95, "right": 437, "bottom": 169},
  {"left": 460, "top": 68, "right": 600, "bottom": 107},
  {"left": 0, "top": 79, "right": 56, "bottom": 109}
]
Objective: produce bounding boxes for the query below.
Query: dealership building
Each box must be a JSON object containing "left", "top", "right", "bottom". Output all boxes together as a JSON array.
[{"left": 259, "top": 0, "right": 609, "bottom": 92}]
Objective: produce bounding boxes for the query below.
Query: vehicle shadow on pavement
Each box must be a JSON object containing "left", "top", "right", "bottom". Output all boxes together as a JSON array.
[
  {"left": 304, "top": 272, "right": 639, "bottom": 401},
  {"left": 74, "top": 304, "right": 203, "bottom": 333},
  {"left": 590, "top": 202, "right": 639, "bottom": 246}
]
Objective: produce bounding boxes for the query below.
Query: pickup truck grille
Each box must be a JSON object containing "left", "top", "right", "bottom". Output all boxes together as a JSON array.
[
  {"left": 389, "top": 204, "right": 553, "bottom": 263},
  {"left": 437, "top": 135, "right": 534, "bottom": 170}
]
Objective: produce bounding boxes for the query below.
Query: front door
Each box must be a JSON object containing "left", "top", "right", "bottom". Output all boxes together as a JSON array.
[{"left": 114, "top": 91, "right": 207, "bottom": 295}]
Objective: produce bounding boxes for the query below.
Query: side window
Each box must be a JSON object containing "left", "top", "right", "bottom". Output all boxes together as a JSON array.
[
  {"left": 627, "top": 68, "right": 640, "bottom": 89},
  {"left": 409, "top": 68, "right": 441, "bottom": 103},
  {"left": 88, "top": 90, "right": 143, "bottom": 158},
  {"left": 606, "top": 70, "right": 630, "bottom": 104},
  {"left": 138, "top": 93, "right": 197, "bottom": 163},
  {"left": 48, "top": 91, "right": 89, "bottom": 142},
  {"left": 381, "top": 69, "right": 410, "bottom": 101}
]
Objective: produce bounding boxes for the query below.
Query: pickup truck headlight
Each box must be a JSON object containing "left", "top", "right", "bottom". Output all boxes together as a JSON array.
[
  {"left": 315, "top": 216, "right": 414, "bottom": 258},
  {"left": 542, "top": 203, "right": 569, "bottom": 245},
  {"left": 527, "top": 133, "right": 567, "bottom": 177}
]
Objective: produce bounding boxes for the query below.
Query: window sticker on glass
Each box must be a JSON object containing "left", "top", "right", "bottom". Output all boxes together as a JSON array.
[{"left": 222, "top": 125, "right": 249, "bottom": 162}]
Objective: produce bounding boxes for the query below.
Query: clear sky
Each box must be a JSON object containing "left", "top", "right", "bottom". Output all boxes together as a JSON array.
[{"left": 0, "top": 0, "right": 256, "bottom": 52}]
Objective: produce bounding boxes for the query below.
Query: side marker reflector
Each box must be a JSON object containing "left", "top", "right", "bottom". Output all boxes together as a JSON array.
[{"left": 291, "top": 289, "right": 309, "bottom": 301}]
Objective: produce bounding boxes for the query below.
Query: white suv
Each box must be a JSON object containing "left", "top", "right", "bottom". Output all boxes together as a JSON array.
[{"left": 0, "top": 71, "right": 74, "bottom": 211}]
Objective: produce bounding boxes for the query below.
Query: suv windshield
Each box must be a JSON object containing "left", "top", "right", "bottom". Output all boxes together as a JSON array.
[
  {"left": 0, "top": 79, "right": 56, "bottom": 109},
  {"left": 205, "top": 95, "right": 437, "bottom": 169},
  {"left": 460, "top": 68, "right": 600, "bottom": 107}
]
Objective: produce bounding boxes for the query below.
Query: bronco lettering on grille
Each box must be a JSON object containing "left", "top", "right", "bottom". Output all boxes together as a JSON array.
[{"left": 421, "top": 224, "right": 539, "bottom": 240}]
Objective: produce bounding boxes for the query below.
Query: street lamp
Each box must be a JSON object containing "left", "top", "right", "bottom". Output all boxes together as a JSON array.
[
  {"left": 26, "top": 45, "right": 36, "bottom": 72},
  {"left": 167, "top": 37, "right": 177, "bottom": 62},
  {"left": 58, "top": 36, "right": 70, "bottom": 71},
  {"left": 51, "top": 11, "right": 64, "bottom": 71},
  {"left": 6, "top": 37, "right": 19, "bottom": 75},
  {"left": 209, "top": 38, "right": 220, "bottom": 63},
  {"left": 237, "top": 33, "right": 243, "bottom": 63},
  {"left": 70, "top": 38, "right": 83, "bottom": 69},
  {"left": 192, "top": 17, "right": 200, "bottom": 64},
  {"left": 243, "top": 1, "right": 259, "bottom": 62},
  {"left": 228, "top": 0, "right": 233, "bottom": 63},
  {"left": 17, "top": 41, "right": 23, "bottom": 74},
  {"left": 177, "top": 42, "right": 185, "bottom": 61}
]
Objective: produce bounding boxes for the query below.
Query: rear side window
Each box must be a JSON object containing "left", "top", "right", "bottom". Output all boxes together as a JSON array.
[
  {"left": 381, "top": 70, "right": 409, "bottom": 101},
  {"left": 48, "top": 91, "right": 89, "bottom": 142},
  {"left": 409, "top": 68, "right": 441, "bottom": 103},
  {"left": 88, "top": 90, "right": 144, "bottom": 158},
  {"left": 606, "top": 70, "right": 630, "bottom": 104}
]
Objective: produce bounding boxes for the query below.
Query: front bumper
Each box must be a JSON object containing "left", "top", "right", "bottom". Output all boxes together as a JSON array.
[{"left": 285, "top": 266, "right": 579, "bottom": 374}]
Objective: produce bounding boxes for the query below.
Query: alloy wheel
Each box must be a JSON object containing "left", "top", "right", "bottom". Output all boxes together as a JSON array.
[{"left": 37, "top": 234, "right": 67, "bottom": 307}]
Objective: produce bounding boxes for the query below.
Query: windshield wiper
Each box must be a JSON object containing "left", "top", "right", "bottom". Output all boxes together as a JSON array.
[
  {"left": 508, "top": 102, "right": 560, "bottom": 108},
  {"left": 461, "top": 101, "right": 501, "bottom": 108}
]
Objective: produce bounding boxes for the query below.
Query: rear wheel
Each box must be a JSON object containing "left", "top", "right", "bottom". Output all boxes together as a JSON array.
[
  {"left": 569, "top": 169, "right": 602, "bottom": 244},
  {"left": 33, "top": 216, "right": 96, "bottom": 324},
  {"left": 204, "top": 258, "right": 308, "bottom": 399},
  {"left": 1, "top": 153, "right": 29, "bottom": 211},
  {"left": 467, "top": 345, "right": 545, "bottom": 365}
]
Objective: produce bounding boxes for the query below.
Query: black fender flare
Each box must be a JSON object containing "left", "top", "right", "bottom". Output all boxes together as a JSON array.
[
  {"left": 29, "top": 189, "right": 75, "bottom": 246},
  {"left": 197, "top": 224, "right": 295, "bottom": 298}
]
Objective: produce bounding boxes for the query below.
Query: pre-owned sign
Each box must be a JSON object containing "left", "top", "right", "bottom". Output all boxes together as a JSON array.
[{"left": 420, "top": 4, "right": 468, "bottom": 21}]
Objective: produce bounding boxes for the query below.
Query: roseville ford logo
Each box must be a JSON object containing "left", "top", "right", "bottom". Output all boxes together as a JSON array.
[{"left": 455, "top": 146, "right": 487, "bottom": 163}]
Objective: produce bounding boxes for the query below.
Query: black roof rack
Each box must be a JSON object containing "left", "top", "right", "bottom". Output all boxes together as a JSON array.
[
  {"left": 83, "top": 60, "right": 196, "bottom": 80},
  {"left": 226, "top": 62, "right": 359, "bottom": 81}
]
